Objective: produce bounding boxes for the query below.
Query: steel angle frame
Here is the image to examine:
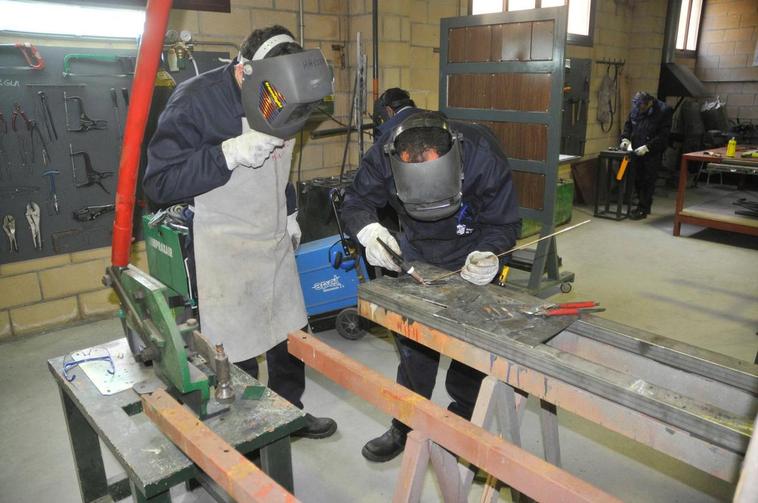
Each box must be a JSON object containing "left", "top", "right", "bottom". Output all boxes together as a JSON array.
[{"left": 439, "top": 7, "right": 570, "bottom": 294}]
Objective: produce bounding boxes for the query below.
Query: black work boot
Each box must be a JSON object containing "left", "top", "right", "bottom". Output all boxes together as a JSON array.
[
  {"left": 292, "top": 413, "right": 337, "bottom": 439},
  {"left": 629, "top": 207, "right": 648, "bottom": 220},
  {"left": 361, "top": 425, "right": 407, "bottom": 462}
]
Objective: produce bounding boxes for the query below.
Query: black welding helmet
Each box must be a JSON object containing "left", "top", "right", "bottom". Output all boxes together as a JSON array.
[
  {"left": 384, "top": 111, "right": 464, "bottom": 222},
  {"left": 240, "top": 34, "right": 334, "bottom": 139}
]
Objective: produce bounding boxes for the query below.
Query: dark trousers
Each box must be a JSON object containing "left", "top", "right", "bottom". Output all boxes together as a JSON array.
[
  {"left": 391, "top": 335, "right": 485, "bottom": 434},
  {"left": 235, "top": 338, "right": 306, "bottom": 409},
  {"left": 632, "top": 155, "right": 660, "bottom": 213}
]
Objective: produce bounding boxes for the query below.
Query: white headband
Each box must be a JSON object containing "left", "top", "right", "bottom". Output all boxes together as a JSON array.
[{"left": 249, "top": 34, "right": 296, "bottom": 61}]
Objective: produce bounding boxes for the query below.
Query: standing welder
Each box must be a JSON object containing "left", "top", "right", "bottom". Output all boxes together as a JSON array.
[
  {"left": 619, "top": 91, "right": 673, "bottom": 220},
  {"left": 342, "top": 110, "right": 521, "bottom": 462},
  {"left": 143, "top": 25, "right": 337, "bottom": 438}
]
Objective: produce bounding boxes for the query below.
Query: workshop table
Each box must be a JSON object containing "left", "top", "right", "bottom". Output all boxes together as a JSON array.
[
  {"left": 674, "top": 146, "right": 758, "bottom": 236},
  {"left": 49, "top": 338, "right": 305, "bottom": 503},
  {"left": 358, "top": 266, "right": 757, "bottom": 484}
]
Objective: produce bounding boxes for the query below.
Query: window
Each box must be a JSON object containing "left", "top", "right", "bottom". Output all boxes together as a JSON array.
[
  {"left": 675, "top": 0, "right": 703, "bottom": 52},
  {"left": 471, "top": 0, "right": 594, "bottom": 45},
  {"left": 0, "top": 0, "right": 145, "bottom": 39}
]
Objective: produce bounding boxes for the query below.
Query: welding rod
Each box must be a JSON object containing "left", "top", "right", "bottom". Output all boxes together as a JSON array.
[
  {"left": 428, "top": 219, "right": 592, "bottom": 283},
  {"left": 376, "top": 237, "right": 426, "bottom": 285}
]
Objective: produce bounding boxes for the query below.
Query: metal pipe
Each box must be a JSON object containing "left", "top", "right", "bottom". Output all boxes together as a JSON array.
[
  {"left": 299, "top": 0, "right": 305, "bottom": 46},
  {"left": 662, "top": 0, "right": 682, "bottom": 64},
  {"left": 372, "top": 0, "right": 379, "bottom": 102},
  {"left": 111, "top": 0, "right": 173, "bottom": 267}
]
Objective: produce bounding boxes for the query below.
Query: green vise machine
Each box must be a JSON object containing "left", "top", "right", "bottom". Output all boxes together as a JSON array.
[{"left": 105, "top": 212, "right": 233, "bottom": 418}]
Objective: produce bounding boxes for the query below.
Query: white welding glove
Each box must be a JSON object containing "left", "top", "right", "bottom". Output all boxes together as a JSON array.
[
  {"left": 287, "top": 211, "right": 302, "bottom": 250},
  {"left": 460, "top": 251, "right": 499, "bottom": 286},
  {"left": 619, "top": 138, "right": 632, "bottom": 151},
  {"left": 634, "top": 144, "right": 649, "bottom": 156},
  {"left": 356, "top": 222, "right": 401, "bottom": 272},
  {"left": 221, "top": 130, "right": 284, "bottom": 170}
]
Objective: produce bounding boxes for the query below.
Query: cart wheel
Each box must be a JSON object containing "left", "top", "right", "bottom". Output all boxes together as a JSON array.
[
  {"left": 336, "top": 308, "right": 366, "bottom": 340},
  {"left": 560, "top": 282, "right": 572, "bottom": 293}
]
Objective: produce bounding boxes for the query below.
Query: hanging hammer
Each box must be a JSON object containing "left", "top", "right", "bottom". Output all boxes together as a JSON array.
[{"left": 42, "top": 169, "right": 60, "bottom": 215}]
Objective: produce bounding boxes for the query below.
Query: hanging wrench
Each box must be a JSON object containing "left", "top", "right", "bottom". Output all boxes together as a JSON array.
[
  {"left": 2, "top": 215, "right": 19, "bottom": 253},
  {"left": 25, "top": 201, "right": 42, "bottom": 251},
  {"left": 0, "top": 113, "right": 11, "bottom": 180}
]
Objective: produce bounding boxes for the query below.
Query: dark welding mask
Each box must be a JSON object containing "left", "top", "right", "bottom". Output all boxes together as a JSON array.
[
  {"left": 384, "top": 112, "right": 464, "bottom": 222},
  {"left": 240, "top": 34, "right": 334, "bottom": 139}
]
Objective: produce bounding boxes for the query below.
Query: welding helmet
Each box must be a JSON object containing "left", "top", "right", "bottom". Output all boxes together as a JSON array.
[
  {"left": 384, "top": 111, "right": 464, "bottom": 222},
  {"left": 240, "top": 34, "right": 334, "bottom": 139}
]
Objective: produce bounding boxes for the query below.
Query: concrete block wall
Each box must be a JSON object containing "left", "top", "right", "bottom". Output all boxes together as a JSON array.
[
  {"left": 695, "top": 0, "right": 758, "bottom": 122},
  {"left": 0, "top": 243, "right": 146, "bottom": 340}
]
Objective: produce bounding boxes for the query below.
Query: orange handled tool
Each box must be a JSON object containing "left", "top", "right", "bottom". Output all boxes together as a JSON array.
[{"left": 616, "top": 156, "right": 629, "bottom": 181}]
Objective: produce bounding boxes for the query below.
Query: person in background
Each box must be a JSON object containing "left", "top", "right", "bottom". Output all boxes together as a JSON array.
[
  {"left": 342, "top": 110, "right": 521, "bottom": 462},
  {"left": 372, "top": 87, "right": 416, "bottom": 137},
  {"left": 143, "top": 25, "right": 337, "bottom": 438},
  {"left": 619, "top": 91, "right": 673, "bottom": 220}
]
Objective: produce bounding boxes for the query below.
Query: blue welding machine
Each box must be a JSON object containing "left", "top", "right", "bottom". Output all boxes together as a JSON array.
[{"left": 295, "top": 234, "right": 369, "bottom": 339}]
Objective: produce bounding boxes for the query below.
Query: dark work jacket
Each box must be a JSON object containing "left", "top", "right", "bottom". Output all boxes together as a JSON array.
[
  {"left": 143, "top": 62, "right": 296, "bottom": 213},
  {"left": 621, "top": 100, "right": 673, "bottom": 156},
  {"left": 342, "top": 116, "right": 521, "bottom": 271}
]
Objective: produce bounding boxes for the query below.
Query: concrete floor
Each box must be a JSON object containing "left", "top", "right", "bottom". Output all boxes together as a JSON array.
[{"left": 1, "top": 185, "right": 756, "bottom": 502}]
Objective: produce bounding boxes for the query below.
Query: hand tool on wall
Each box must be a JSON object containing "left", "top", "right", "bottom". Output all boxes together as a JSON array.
[
  {"left": 37, "top": 91, "right": 58, "bottom": 142},
  {"left": 523, "top": 301, "right": 605, "bottom": 317},
  {"left": 121, "top": 88, "right": 130, "bottom": 106},
  {"left": 2, "top": 215, "right": 19, "bottom": 253},
  {"left": 0, "top": 113, "right": 11, "bottom": 180},
  {"left": 11, "top": 103, "right": 31, "bottom": 171},
  {"left": 0, "top": 43, "right": 45, "bottom": 71},
  {"left": 73, "top": 204, "right": 115, "bottom": 222},
  {"left": 62, "top": 54, "right": 135, "bottom": 78},
  {"left": 42, "top": 170, "right": 61, "bottom": 215},
  {"left": 64, "top": 92, "right": 108, "bottom": 132},
  {"left": 110, "top": 88, "right": 123, "bottom": 159},
  {"left": 70, "top": 144, "right": 113, "bottom": 193},
  {"left": 29, "top": 119, "right": 50, "bottom": 167},
  {"left": 428, "top": 220, "right": 592, "bottom": 283},
  {"left": 25, "top": 201, "right": 42, "bottom": 251}
]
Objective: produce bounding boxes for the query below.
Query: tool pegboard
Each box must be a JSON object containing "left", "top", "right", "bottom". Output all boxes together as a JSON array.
[
  {"left": 0, "top": 45, "right": 227, "bottom": 264},
  {"left": 561, "top": 58, "right": 591, "bottom": 157}
]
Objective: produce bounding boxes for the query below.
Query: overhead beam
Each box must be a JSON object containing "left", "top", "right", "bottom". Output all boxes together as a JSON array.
[
  {"left": 287, "top": 331, "right": 620, "bottom": 503},
  {"left": 141, "top": 389, "right": 299, "bottom": 503}
]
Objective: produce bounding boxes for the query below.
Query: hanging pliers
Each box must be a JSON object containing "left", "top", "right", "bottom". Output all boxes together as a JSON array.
[
  {"left": 11, "top": 103, "right": 30, "bottom": 170},
  {"left": 523, "top": 301, "right": 605, "bottom": 317},
  {"left": 2, "top": 215, "right": 18, "bottom": 252},
  {"left": 25, "top": 201, "right": 42, "bottom": 250}
]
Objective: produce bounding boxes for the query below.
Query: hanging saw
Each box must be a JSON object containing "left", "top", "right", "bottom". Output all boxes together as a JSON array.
[
  {"left": 62, "top": 54, "right": 135, "bottom": 78},
  {"left": 0, "top": 43, "right": 45, "bottom": 71}
]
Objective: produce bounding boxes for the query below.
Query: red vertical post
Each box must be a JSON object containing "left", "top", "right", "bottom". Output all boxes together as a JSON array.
[{"left": 111, "top": 0, "right": 173, "bottom": 267}]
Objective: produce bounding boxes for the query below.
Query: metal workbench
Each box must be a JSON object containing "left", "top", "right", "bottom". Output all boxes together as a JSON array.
[
  {"left": 49, "top": 338, "right": 305, "bottom": 502},
  {"left": 358, "top": 265, "right": 757, "bottom": 484}
]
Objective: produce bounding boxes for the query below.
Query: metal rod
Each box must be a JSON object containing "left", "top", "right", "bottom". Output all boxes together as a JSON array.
[{"left": 429, "top": 220, "right": 592, "bottom": 282}]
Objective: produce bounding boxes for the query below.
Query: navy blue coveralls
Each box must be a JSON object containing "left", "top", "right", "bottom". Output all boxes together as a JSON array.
[
  {"left": 342, "top": 109, "right": 521, "bottom": 432},
  {"left": 621, "top": 99, "right": 673, "bottom": 213},
  {"left": 142, "top": 62, "right": 304, "bottom": 408}
]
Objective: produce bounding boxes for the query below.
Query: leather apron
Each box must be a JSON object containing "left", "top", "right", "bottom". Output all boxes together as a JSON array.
[{"left": 193, "top": 129, "right": 306, "bottom": 362}]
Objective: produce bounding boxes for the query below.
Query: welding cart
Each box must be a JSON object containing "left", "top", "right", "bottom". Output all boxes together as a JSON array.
[{"left": 294, "top": 188, "right": 370, "bottom": 340}]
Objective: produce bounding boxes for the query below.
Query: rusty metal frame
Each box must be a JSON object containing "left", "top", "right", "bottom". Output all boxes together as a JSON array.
[
  {"left": 142, "top": 389, "right": 300, "bottom": 503},
  {"left": 357, "top": 299, "right": 746, "bottom": 482},
  {"left": 288, "top": 331, "right": 620, "bottom": 503}
]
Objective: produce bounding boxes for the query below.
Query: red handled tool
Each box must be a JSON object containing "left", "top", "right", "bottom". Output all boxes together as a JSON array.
[{"left": 524, "top": 301, "right": 604, "bottom": 317}]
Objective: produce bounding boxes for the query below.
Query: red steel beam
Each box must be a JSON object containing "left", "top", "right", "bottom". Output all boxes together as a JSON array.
[
  {"left": 358, "top": 299, "right": 742, "bottom": 482},
  {"left": 287, "top": 331, "right": 620, "bottom": 503},
  {"left": 111, "top": 0, "right": 173, "bottom": 266},
  {"left": 142, "top": 389, "right": 299, "bottom": 503}
]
